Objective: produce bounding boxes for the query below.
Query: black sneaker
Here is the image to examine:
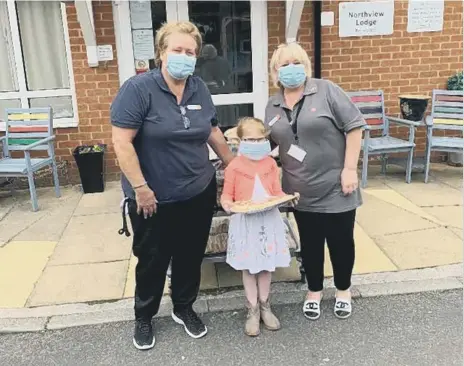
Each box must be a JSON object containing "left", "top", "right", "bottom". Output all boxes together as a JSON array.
[
  {"left": 171, "top": 308, "right": 207, "bottom": 339},
  {"left": 133, "top": 318, "right": 155, "bottom": 350}
]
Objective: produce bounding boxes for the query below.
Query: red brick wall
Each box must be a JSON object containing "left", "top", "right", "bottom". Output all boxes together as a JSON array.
[
  {"left": 57, "top": 1, "right": 120, "bottom": 184},
  {"left": 267, "top": 0, "right": 463, "bottom": 156}
]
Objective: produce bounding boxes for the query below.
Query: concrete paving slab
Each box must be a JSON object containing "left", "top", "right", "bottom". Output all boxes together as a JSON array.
[
  {"left": 27, "top": 261, "right": 128, "bottom": 307},
  {"left": 323, "top": 224, "right": 397, "bottom": 277},
  {"left": 216, "top": 263, "right": 243, "bottom": 288},
  {"left": 13, "top": 194, "right": 81, "bottom": 242},
  {"left": 73, "top": 182, "right": 122, "bottom": 216},
  {"left": 123, "top": 255, "right": 137, "bottom": 298},
  {"left": 0, "top": 209, "right": 48, "bottom": 245},
  {"left": 375, "top": 227, "right": 463, "bottom": 270},
  {"left": 365, "top": 188, "right": 444, "bottom": 225},
  {"left": 274, "top": 258, "right": 301, "bottom": 281},
  {"left": 49, "top": 213, "right": 132, "bottom": 265},
  {"left": 200, "top": 263, "right": 219, "bottom": 290},
  {"left": 385, "top": 181, "right": 461, "bottom": 207},
  {"left": 0, "top": 317, "right": 47, "bottom": 333},
  {"left": 0, "top": 241, "right": 56, "bottom": 308},
  {"left": 357, "top": 193, "right": 437, "bottom": 237},
  {"left": 357, "top": 277, "right": 462, "bottom": 298},
  {"left": 353, "top": 224, "right": 397, "bottom": 273},
  {"left": 450, "top": 227, "right": 463, "bottom": 239},
  {"left": 423, "top": 206, "right": 463, "bottom": 229}
]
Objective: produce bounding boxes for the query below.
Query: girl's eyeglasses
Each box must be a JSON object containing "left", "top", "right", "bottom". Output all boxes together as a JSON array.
[
  {"left": 242, "top": 137, "right": 267, "bottom": 143},
  {"left": 179, "top": 106, "right": 191, "bottom": 129}
]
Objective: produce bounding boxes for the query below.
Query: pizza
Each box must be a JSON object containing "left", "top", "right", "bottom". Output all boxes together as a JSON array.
[{"left": 230, "top": 194, "right": 297, "bottom": 214}]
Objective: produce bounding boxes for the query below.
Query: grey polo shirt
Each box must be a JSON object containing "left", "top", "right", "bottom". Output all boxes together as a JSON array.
[
  {"left": 264, "top": 79, "right": 366, "bottom": 213},
  {"left": 110, "top": 69, "right": 217, "bottom": 203}
]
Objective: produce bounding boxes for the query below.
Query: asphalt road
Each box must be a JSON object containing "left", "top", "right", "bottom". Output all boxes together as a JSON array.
[{"left": 1, "top": 290, "right": 462, "bottom": 366}]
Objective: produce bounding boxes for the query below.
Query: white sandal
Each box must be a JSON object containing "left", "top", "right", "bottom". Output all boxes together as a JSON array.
[
  {"left": 303, "top": 298, "right": 321, "bottom": 320},
  {"left": 334, "top": 298, "right": 352, "bottom": 319}
]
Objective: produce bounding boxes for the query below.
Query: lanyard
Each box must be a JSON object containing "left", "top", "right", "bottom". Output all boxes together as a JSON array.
[{"left": 283, "top": 96, "right": 306, "bottom": 143}]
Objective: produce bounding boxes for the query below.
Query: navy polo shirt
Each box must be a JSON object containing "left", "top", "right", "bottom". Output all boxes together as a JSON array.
[{"left": 110, "top": 69, "right": 218, "bottom": 203}]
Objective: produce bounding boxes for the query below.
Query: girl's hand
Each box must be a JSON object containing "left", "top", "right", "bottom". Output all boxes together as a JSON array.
[
  {"left": 341, "top": 168, "right": 358, "bottom": 195},
  {"left": 291, "top": 192, "right": 300, "bottom": 206},
  {"left": 135, "top": 185, "right": 157, "bottom": 218},
  {"left": 221, "top": 200, "right": 233, "bottom": 214}
]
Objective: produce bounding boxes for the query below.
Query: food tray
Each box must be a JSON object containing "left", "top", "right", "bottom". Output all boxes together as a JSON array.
[{"left": 230, "top": 194, "right": 296, "bottom": 214}]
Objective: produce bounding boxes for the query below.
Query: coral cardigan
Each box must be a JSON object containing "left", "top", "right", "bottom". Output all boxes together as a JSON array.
[{"left": 221, "top": 156, "right": 285, "bottom": 203}]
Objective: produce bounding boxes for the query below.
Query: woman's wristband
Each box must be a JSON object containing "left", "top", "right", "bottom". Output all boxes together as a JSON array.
[{"left": 133, "top": 181, "right": 147, "bottom": 190}]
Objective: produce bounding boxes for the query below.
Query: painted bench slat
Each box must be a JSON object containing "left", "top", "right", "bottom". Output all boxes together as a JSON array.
[
  {"left": 9, "top": 126, "right": 49, "bottom": 133},
  {"left": 8, "top": 132, "right": 49, "bottom": 138},
  {"left": 7, "top": 113, "right": 49, "bottom": 121},
  {"left": 433, "top": 118, "right": 464, "bottom": 125},
  {"left": 436, "top": 95, "right": 463, "bottom": 102}
]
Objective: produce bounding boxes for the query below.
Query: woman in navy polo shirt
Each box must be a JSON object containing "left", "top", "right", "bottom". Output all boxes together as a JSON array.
[{"left": 111, "top": 21, "right": 233, "bottom": 350}]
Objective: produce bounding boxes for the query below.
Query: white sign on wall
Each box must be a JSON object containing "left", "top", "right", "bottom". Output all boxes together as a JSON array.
[
  {"left": 407, "top": 0, "right": 444, "bottom": 33},
  {"left": 339, "top": 1, "right": 395, "bottom": 37},
  {"left": 132, "top": 29, "right": 155, "bottom": 60},
  {"left": 129, "top": 0, "right": 152, "bottom": 30}
]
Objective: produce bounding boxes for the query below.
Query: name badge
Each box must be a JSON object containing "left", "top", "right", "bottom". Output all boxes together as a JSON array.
[
  {"left": 287, "top": 144, "right": 306, "bottom": 162},
  {"left": 268, "top": 114, "right": 280, "bottom": 127},
  {"left": 187, "top": 105, "right": 202, "bottom": 110}
]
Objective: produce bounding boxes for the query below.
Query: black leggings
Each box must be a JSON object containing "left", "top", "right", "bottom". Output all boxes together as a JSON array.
[
  {"left": 127, "top": 177, "right": 216, "bottom": 320},
  {"left": 294, "top": 209, "right": 356, "bottom": 292}
]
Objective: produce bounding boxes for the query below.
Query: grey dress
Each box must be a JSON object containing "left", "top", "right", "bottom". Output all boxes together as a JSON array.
[{"left": 226, "top": 175, "right": 291, "bottom": 274}]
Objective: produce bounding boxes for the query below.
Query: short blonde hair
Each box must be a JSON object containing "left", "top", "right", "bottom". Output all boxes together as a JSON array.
[
  {"left": 154, "top": 21, "right": 202, "bottom": 67},
  {"left": 269, "top": 42, "right": 312, "bottom": 88},
  {"left": 236, "top": 117, "right": 268, "bottom": 139}
]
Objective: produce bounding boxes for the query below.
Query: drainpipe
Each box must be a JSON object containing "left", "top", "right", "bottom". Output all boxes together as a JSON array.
[{"left": 312, "top": 1, "right": 322, "bottom": 79}]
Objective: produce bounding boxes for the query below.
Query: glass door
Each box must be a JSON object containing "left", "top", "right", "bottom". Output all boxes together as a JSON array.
[
  {"left": 127, "top": 0, "right": 268, "bottom": 128},
  {"left": 177, "top": 0, "right": 268, "bottom": 128}
]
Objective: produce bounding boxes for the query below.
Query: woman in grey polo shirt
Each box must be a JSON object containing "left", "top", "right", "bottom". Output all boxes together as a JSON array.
[
  {"left": 111, "top": 21, "right": 233, "bottom": 350},
  {"left": 265, "top": 43, "right": 366, "bottom": 321}
]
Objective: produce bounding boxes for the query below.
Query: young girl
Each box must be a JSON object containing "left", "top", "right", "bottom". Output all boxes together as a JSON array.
[{"left": 221, "top": 117, "right": 298, "bottom": 337}]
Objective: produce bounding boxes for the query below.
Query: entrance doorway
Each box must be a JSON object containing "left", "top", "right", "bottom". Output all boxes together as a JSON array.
[{"left": 125, "top": 0, "right": 268, "bottom": 127}]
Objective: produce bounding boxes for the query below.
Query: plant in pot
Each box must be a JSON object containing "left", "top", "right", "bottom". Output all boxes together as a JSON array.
[
  {"left": 447, "top": 71, "right": 463, "bottom": 166},
  {"left": 73, "top": 143, "right": 107, "bottom": 193}
]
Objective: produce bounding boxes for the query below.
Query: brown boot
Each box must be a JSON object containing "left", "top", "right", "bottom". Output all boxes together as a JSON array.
[
  {"left": 245, "top": 303, "right": 260, "bottom": 337},
  {"left": 260, "top": 299, "right": 281, "bottom": 331}
]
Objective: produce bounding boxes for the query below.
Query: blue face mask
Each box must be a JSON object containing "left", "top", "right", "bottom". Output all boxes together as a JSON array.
[
  {"left": 278, "top": 64, "right": 307, "bottom": 89},
  {"left": 238, "top": 140, "right": 271, "bottom": 161},
  {"left": 166, "top": 53, "right": 196, "bottom": 80}
]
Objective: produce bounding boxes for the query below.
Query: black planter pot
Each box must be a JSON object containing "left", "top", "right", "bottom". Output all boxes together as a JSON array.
[
  {"left": 73, "top": 144, "right": 106, "bottom": 194},
  {"left": 399, "top": 95, "right": 430, "bottom": 122}
]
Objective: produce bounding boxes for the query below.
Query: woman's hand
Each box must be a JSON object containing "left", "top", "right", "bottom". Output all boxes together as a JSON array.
[
  {"left": 221, "top": 200, "right": 233, "bottom": 214},
  {"left": 291, "top": 192, "right": 300, "bottom": 206},
  {"left": 341, "top": 168, "right": 358, "bottom": 195},
  {"left": 135, "top": 185, "right": 157, "bottom": 218}
]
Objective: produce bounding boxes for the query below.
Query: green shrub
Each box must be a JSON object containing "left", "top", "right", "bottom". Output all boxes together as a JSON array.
[{"left": 447, "top": 71, "right": 463, "bottom": 91}]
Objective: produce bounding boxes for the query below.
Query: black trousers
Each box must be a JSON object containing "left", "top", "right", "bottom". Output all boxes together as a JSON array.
[
  {"left": 294, "top": 209, "right": 356, "bottom": 292},
  {"left": 127, "top": 177, "right": 216, "bottom": 320}
]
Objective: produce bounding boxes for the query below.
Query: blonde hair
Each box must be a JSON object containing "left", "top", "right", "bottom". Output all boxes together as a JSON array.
[
  {"left": 154, "top": 21, "right": 202, "bottom": 67},
  {"left": 236, "top": 117, "right": 268, "bottom": 139},
  {"left": 270, "top": 42, "right": 312, "bottom": 88}
]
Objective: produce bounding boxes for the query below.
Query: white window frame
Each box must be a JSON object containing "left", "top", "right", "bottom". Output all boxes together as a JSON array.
[{"left": 0, "top": 0, "right": 78, "bottom": 130}]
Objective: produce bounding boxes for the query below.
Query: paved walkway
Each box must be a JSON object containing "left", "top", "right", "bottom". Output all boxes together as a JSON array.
[{"left": 0, "top": 164, "right": 462, "bottom": 310}]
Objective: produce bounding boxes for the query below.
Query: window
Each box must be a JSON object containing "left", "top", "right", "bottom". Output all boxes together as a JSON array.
[{"left": 0, "top": 1, "right": 76, "bottom": 127}]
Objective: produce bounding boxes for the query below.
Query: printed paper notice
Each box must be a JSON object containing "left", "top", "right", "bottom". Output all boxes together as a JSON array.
[
  {"left": 130, "top": 0, "right": 152, "bottom": 29},
  {"left": 407, "top": 0, "right": 444, "bottom": 33},
  {"left": 132, "top": 29, "right": 155, "bottom": 60}
]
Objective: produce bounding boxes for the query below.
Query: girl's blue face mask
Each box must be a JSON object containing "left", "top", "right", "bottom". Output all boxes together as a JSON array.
[
  {"left": 166, "top": 53, "right": 196, "bottom": 80},
  {"left": 238, "top": 140, "right": 271, "bottom": 161},
  {"left": 278, "top": 64, "right": 306, "bottom": 89}
]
